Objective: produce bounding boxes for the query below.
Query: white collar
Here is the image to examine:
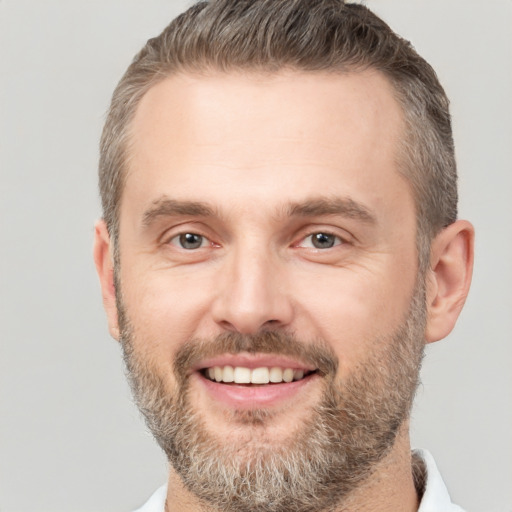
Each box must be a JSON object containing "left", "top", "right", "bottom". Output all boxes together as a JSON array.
[{"left": 414, "top": 449, "right": 465, "bottom": 512}]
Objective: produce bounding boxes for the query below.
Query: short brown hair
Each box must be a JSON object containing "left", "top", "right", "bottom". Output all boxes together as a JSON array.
[{"left": 99, "top": 0, "right": 457, "bottom": 268}]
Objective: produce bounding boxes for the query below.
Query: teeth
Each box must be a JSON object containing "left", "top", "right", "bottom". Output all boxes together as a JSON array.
[
  {"left": 293, "top": 369, "right": 304, "bottom": 381},
  {"left": 283, "top": 368, "right": 294, "bottom": 383},
  {"left": 269, "top": 367, "right": 283, "bottom": 383},
  {"left": 205, "top": 366, "right": 309, "bottom": 384},
  {"left": 233, "top": 366, "right": 251, "bottom": 384},
  {"left": 222, "top": 365, "right": 234, "bottom": 383},
  {"left": 251, "top": 367, "right": 270, "bottom": 384}
]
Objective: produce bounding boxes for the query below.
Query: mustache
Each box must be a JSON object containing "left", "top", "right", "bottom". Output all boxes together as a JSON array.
[{"left": 173, "top": 331, "right": 339, "bottom": 382}]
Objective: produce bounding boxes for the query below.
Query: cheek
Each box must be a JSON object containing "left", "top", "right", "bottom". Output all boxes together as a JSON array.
[
  {"left": 119, "top": 265, "right": 217, "bottom": 352},
  {"left": 291, "top": 264, "right": 416, "bottom": 368}
]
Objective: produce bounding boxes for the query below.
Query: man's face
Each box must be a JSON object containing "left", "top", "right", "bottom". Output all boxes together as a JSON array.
[{"left": 113, "top": 70, "right": 425, "bottom": 509}]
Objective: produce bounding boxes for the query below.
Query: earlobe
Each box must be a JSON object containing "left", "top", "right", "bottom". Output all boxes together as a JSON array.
[
  {"left": 93, "top": 220, "right": 120, "bottom": 341},
  {"left": 425, "top": 220, "right": 474, "bottom": 343}
]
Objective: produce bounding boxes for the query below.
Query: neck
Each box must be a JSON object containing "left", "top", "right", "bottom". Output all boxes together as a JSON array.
[
  {"left": 165, "top": 423, "right": 419, "bottom": 512},
  {"left": 331, "top": 423, "right": 420, "bottom": 512}
]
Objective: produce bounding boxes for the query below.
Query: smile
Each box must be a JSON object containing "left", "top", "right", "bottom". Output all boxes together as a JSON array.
[
  {"left": 193, "top": 355, "right": 320, "bottom": 408},
  {"left": 202, "top": 365, "right": 314, "bottom": 384}
]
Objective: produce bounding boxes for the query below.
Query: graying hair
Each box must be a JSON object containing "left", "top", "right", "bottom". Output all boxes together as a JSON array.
[{"left": 99, "top": 0, "right": 457, "bottom": 270}]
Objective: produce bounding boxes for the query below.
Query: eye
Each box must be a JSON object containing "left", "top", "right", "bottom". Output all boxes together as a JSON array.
[
  {"left": 300, "top": 232, "right": 343, "bottom": 249},
  {"left": 169, "top": 233, "right": 210, "bottom": 250}
]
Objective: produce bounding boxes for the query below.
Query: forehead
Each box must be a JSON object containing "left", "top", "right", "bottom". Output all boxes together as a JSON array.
[{"left": 124, "top": 69, "right": 409, "bottom": 221}]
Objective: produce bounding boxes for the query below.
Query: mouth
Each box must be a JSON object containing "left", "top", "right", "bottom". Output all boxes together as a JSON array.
[
  {"left": 201, "top": 365, "right": 316, "bottom": 385},
  {"left": 193, "top": 355, "right": 320, "bottom": 408}
]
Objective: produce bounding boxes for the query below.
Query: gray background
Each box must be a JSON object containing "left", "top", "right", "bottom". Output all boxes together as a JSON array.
[{"left": 1, "top": 1, "right": 511, "bottom": 511}]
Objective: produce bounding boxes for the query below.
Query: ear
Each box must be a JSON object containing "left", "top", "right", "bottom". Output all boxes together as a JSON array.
[
  {"left": 93, "top": 220, "right": 120, "bottom": 341},
  {"left": 425, "top": 220, "right": 474, "bottom": 343}
]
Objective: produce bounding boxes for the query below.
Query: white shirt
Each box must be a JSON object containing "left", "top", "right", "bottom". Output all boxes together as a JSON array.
[
  {"left": 133, "top": 449, "right": 464, "bottom": 512},
  {"left": 413, "top": 449, "right": 465, "bottom": 512}
]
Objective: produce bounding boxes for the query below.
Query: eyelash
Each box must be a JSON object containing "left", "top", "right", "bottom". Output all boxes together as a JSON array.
[
  {"left": 168, "top": 232, "right": 212, "bottom": 250},
  {"left": 166, "top": 230, "right": 345, "bottom": 251},
  {"left": 297, "top": 232, "right": 344, "bottom": 250}
]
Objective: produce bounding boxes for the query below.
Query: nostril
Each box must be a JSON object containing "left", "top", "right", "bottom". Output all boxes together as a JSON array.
[
  {"left": 211, "top": 282, "right": 294, "bottom": 334},
  {"left": 218, "top": 320, "right": 238, "bottom": 332}
]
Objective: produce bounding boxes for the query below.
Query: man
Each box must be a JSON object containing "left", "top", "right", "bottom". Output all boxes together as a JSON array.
[{"left": 93, "top": 0, "right": 474, "bottom": 510}]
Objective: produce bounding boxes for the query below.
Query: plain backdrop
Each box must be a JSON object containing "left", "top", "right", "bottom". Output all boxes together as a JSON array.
[{"left": 1, "top": 1, "right": 511, "bottom": 511}]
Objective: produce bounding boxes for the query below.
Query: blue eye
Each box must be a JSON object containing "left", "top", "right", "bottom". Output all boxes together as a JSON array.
[
  {"left": 171, "top": 233, "right": 208, "bottom": 250},
  {"left": 302, "top": 232, "right": 342, "bottom": 249}
]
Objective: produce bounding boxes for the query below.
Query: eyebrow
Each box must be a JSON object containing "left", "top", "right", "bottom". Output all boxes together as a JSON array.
[
  {"left": 286, "top": 197, "right": 377, "bottom": 224},
  {"left": 142, "top": 197, "right": 217, "bottom": 227},
  {"left": 141, "top": 195, "right": 377, "bottom": 228}
]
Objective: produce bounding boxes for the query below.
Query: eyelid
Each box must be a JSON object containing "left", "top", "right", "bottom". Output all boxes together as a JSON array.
[
  {"left": 159, "top": 222, "right": 218, "bottom": 248},
  {"left": 167, "top": 232, "right": 211, "bottom": 249},
  {"left": 293, "top": 226, "right": 352, "bottom": 248},
  {"left": 297, "top": 232, "right": 343, "bottom": 249}
]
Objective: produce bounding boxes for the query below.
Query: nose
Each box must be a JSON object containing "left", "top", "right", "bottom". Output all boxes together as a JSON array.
[{"left": 211, "top": 246, "right": 294, "bottom": 334}]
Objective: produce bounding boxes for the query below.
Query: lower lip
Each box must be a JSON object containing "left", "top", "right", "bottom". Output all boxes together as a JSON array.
[{"left": 195, "top": 372, "right": 318, "bottom": 409}]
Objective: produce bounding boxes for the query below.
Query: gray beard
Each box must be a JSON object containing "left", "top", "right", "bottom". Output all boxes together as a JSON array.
[{"left": 118, "top": 282, "right": 426, "bottom": 512}]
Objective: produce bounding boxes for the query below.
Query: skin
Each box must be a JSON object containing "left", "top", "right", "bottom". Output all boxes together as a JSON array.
[{"left": 94, "top": 69, "right": 474, "bottom": 511}]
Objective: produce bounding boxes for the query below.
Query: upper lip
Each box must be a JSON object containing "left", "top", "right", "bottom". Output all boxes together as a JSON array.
[{"left": 191, "top": 352, "right": 317, "bottom": 373}]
